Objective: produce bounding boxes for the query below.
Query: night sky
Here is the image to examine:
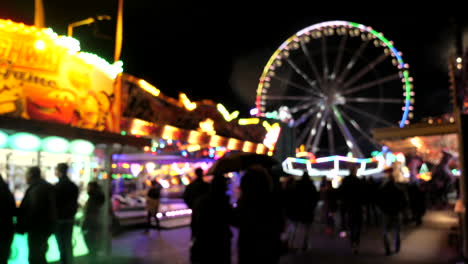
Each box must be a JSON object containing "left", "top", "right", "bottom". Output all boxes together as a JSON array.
[{"left": 2, "top": 2, "right": 467, "bottom": 122}]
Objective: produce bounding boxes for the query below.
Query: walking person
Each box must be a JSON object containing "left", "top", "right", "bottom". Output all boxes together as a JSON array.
[
  {"left": 144, "top": 179, "right": 162, "bottom": 233},
  {"left": 82, "top": 181, "right": 105, "bottom": 262},
  {"left": 338, "top": 165, "right": 365, "bottom": 254},
  {"left": 183, "top": 168, "right": 210, "bottom": 232},
  {"left": 234, "top": 166, "right": 284, "bottom": 264},
  {"left": 17, "top": 166, "right": 57, "bottom": 264},
  {"left": 288, "top": 171, "right": 319, "bottom": 251},
  {"left": 190, "top": 174, "right": 233, "bottom": 264},
  {"left": 0, "top": 175, "right": 16, "bottom": 264},
  {"left": 377, "top": 167, "right": 407, "bottom": 256},
  {"left": 54, "top": 163, "right": 79, "bottom": 264}
]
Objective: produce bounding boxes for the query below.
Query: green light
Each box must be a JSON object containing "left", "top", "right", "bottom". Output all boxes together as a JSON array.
[
  {"left": 41, "top": 136, "right": 70, "bottom": 153},
  {"left": 120, "top": 131, "right": 127, "bottom": 136},
  {"left": 69, "top": 139, "right": 95, "bottom": 156},
  {"left": 0, "top": 130, "right": 7, "bottom": 148},
  {"left": 151, "top": 147, "right": 157, "bottom": 152},
  {"left": 419, "top": 163, "right": 429, "bottom": 174},
  {"left": 8, "top": 132, "right": 41, "bottom": 151},
  {"left": 371, "top": 151, "right": 380, "bottom": 157},
  {"left": 404, "top": 71, "right": 411, "bottom": 101},
  {"left": 9, "top": 226, "right": 88, "bottom": 263}
]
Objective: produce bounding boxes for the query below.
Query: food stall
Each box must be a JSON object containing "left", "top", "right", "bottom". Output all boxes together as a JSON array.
[{"left": 0, "top": 19, "right": 150, "bottom": 264}]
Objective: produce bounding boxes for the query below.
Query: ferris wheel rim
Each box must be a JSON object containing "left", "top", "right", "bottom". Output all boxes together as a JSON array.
[{"left": 255, "top": 20, "right": 413, "bottom": 128}]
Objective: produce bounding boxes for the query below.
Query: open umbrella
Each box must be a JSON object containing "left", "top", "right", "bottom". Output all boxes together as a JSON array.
[{"left": 207, "top": 152, "right": 279, "bottom": 175}]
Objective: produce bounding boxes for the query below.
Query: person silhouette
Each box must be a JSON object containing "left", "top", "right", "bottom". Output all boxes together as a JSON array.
[
  {"left": 82, "top": 181, "right": 105, "bottom": 261},
  {"left": 0, "top": 174, "right": 16, "bottom": 264},
  {"left": 17, "top": 166, "right": 57, "bottom": 264},
  {"left": 54, "top": 163, "right": 79, "bottom": 264}
]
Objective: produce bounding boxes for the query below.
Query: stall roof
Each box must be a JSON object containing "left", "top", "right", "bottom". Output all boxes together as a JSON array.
[
  {"left": 0, "top": 115, "right": 151, "bottom": 147},
  {"left": 372, "top": 122, "right": 457, "bottom": 141}
]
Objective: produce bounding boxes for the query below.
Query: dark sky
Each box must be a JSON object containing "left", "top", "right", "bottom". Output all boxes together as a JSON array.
[{"left": 2, "top": 2, "right": 467, "bottom": 122}]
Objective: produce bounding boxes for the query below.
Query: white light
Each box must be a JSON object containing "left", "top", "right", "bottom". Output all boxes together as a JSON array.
[{"left": 456, "top": 57, "right": 462, "bottom": 63}]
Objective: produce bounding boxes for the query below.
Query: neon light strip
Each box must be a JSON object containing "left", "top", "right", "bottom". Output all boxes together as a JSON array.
[
  {"left": 283, "top": 154, "right": 386, "bottom": 177},
  {"left": 255, "top": 20, "right": 412, "bottom": 127}
]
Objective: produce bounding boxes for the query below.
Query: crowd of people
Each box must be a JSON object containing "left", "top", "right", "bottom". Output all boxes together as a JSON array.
[
  {"left": 180, "top": 162, "right": 440, "bottom": 264},
  {"left": 0, "top": 164, "right": 105, "bottom": 264}
]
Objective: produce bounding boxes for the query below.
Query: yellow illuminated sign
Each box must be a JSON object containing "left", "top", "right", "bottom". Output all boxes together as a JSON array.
[
  {"left": 217, "top": 104, "right": 239, "bottom": 122},
  {"left": 0, "top": 19, "right": 123, "bottom": 132},
  {"left": 179, "top": 93, "right": 197, "bottom": 111}
]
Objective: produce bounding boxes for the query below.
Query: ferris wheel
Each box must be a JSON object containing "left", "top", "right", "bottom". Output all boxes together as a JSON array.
[{"left": 255, "top": 21, "right": 414, "bottom": 158}]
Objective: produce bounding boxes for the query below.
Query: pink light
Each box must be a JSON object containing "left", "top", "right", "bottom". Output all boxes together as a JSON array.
[
  {"left": 130, "top": 163, "right": 142, "bottom": 177},
  {"left": 250, "top": 108, "right": 259, "bottom": 116}
]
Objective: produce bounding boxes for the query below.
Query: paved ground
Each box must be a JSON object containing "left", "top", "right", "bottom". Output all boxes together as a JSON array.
[{"left": 93, "top": 209, "right": 461, "bottom": 264}]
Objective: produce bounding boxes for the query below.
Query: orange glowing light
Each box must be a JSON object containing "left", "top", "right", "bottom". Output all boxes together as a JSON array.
[
  {"left": 256, "top": 144, "right": 268, "bottom": 154},
  {"left": 162, "top": 125, "right": 179, "bottom": 140},
  {"left": 242, "top": 141, "right": 256, "bottom": 152},
  {"left": 179, "top": 93, "right": 197, "bottom": 111},
  {"left": 138, "top": 79, "right": 160, "bottom": 97},
  {"left": 227, "top": 138, "right": 241, "bottom": 150},
  {"left": 198, "top": 119, "right": 216, "bottom": 136}
]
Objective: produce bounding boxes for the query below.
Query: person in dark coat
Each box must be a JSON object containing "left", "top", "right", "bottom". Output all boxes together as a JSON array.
[
  {"left": 322, "top": 180, "right": 338, "bottom": 235},
  {"left": 288, "top": 171, "right": 319, "bottom": 251},
  {"left": 234, "top": 166, "right": 284, "bottom": 264},
  {"left": 190, "top": 174, "right": 232, "bottom": 264},
  {"left": 17, "top": 166, "right": 57, "bottom": 264},
  {"left": 145, "top": 180, "right": 162, "bottom": 233},
  {"left": 82, "top": 181, "right": 105, "bottom": 261},
  {"left": 377, "top": 168, "right": 407, "bottom": 256},
  {"left": 183, "top": 168, "right": 210, "bottom": 237},
  {"left": 407, "top": 181, "right": 426, "bottom": 226},
  {"left": 54, "top": 163, "right": 79, "bottom": 264},
  {"left": 338, "top": 165, "right": 365, "bottom": 254},
  {"left": 0, "top": 175, "right": 16, "bottom": 264}
]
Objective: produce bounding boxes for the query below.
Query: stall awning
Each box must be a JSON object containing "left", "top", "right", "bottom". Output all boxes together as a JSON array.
[
  {"left": 372, "top": 123, "right": 458, "bottom": 141},
  {"left": 0, "top": 116, "right": 151, "bottom": 147}
]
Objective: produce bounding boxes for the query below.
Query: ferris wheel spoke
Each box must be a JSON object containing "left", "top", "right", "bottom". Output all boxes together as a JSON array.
[
  {"left": 290, "top": 101, "right": 318, "bottom": 114},
  {"left": 321, "top": 36, "right": 329, "bottom": 84},
  {"left": 342, "top": 73, "right": 401, "bottom": 95},
  {"left": 345, "top": 97, "right": 403, "bottom": 104},
  {"left": 305, "top": 109, "right": 326, "bottom": 152},
  {"left": 299, "top": 40, "right": 324, "bottom": 90},
  {"left": 263, "top": 95, "right": 315, "bottom": 101},
  {"left": 337, "top": 106, "right": 382, "bottom": 149},
  {"left": 271, "top": 75, "right": 323, "bottom": 98},
  {"left": 335, "top": 39, "right": 370, "bottom": 85},
  {"left": 331, "top": 34, "right": 348, "bottom": 81},
  {"left": 331, "top": 106, "right": 364, "bottom": 158},
  {"left": 293, "top": 104, "right": 321, "bottom": 126},
  {"left": 342, "top": 104, "right": 395, "bottom": 127},
  {"left": 342, "top": 53, "right": 389, "bottom": 89},
  {"left": 285, "top": 58, "right": 323, "bottom": 95},
  {"left": 311, "top": 108, "right": 330, "bottom": 154},
  {"left": 297, "top": 110, "right": 322, "bottom": 147},
  {"left": 326, "top": 115, "right": 335, "bottom": 155}
]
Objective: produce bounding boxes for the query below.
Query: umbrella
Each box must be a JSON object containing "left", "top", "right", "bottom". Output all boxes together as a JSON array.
[{"left": 207, "top": 152, "right": 279, "bottom": 175}]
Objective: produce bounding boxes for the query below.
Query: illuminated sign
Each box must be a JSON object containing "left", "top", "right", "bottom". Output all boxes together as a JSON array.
[
  {"left": 262, "top": 121, "right": 281, "bottom": 150},
  {"left": 217, "top": 104, "right": 239, "bottom": 122},
  {"left": 198, "top": 118, "right": 216, "bottom": 135},
  {"left": 179, "top": 93, "right": 197, "bottom": 111},
  {"left": 0, "top": 19, "right": 122, "bottom": 132}
]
